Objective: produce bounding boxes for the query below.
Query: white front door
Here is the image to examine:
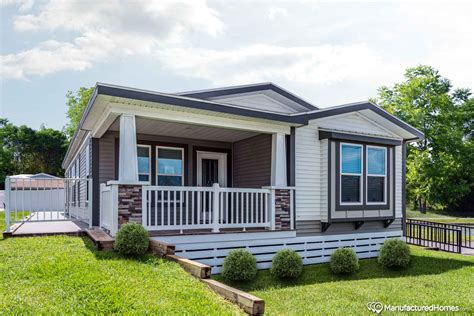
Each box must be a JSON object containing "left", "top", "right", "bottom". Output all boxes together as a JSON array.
[{"left": 196, "top": 151, "right": 227, "bottom": 187}]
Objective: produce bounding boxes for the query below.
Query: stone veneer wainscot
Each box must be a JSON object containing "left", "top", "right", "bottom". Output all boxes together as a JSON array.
[{"left": 118, "top": 185, "right": 142, "bottom": 226}]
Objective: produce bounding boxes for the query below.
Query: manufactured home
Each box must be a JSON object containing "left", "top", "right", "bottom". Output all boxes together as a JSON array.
[{"left": 6, "top": 83, "right": 423, "bottom": 273}]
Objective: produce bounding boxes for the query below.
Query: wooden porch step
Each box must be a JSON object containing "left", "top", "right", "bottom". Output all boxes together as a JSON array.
[{"left": 85, "top": 228, "right": 114, "bottom": 251}]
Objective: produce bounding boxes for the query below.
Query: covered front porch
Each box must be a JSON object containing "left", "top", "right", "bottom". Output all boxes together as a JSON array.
[{"left": 92, "top": 101, "right": 296, "bottom": 236}]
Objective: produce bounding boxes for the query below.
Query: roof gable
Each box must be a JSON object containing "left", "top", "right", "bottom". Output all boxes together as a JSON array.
[
  {"left": 177, "top": 83, "right": 317, "bottom": 112},
  {"left": 305, "top": 102, "right": 424, "bottom": 140},
  {"left": 315, "top": 112, "right": 399, "bottom": 138}
]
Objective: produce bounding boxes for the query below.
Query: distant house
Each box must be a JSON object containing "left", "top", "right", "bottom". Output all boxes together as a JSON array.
[
  {"left": 60, "top": 82, "right": 423, "bottom": 272},
  {"left": 3, "top": 173, "right": 64, "bottom": 211}
]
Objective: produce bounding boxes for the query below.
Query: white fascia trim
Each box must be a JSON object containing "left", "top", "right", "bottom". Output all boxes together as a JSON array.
[{"left": 108, "top": 103, "right": 291, "bottom": 135}]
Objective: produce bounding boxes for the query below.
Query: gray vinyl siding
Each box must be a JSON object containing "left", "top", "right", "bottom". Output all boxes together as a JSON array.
[
  {"left": 98, "top": 131, "right": 271, "bottom": 188},
  {"left": 63, "top": 134, "right": 91, "bottom": 207},
  {"left": 78, "top": 140, "right": 90, "bottom": 201},
  {"left": 98, "top": 131, "right": 232, "bottom": 185},
  {"left": 99, "top": 133, "right": 116, "bottom": 184},
  {"left": 232, "top": 134, "right": 272, "bottom": 188},
  {"left": 296, "top": 218, "right": 402, "bottom": 236},
  {"left": 296, "top": 220, "right": 322, "bottom": 236},
  {"left": 135, "top": 132, "right": 232, "bottom": 186}
]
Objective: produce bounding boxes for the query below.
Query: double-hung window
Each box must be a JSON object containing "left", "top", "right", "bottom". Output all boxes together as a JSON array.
[
  {"left": 137, "top": 145, "right": 151, "bottom": 182},
  {"left": 156, "top": 147, "right": 184, "bottom": 186},
  {"left": 340, "top": 143, "right": 363, "bottom": 204},
  {"left": 366, "top": 146, "right": 387, "bottom": 204}
]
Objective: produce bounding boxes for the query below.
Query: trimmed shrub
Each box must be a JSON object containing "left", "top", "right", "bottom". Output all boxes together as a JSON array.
[
  {"left": 330, "top": 247, "right": 359, "bottom": 274},
  {"left": 222, "top": 249, "right": 257, "bottom": 281},
  {"left": 378, "top": 239, "right": 411, "bottom": 268},
  {"left": 114, "top": 222, "right": 150, "bottom": 256},
  {"left": 270, "top": 249, "right": 303, "bottom": 279}
]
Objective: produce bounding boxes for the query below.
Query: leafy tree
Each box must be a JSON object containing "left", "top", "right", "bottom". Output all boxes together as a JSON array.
[
  {"left": 0, "top": 119, "right": 68, "bottom": 188},
  {"left": 65, "top": 87, "right": 94, "bottom": 139},
  {"left": 375, "top": 65, "right": 473, "bottom": 213}
]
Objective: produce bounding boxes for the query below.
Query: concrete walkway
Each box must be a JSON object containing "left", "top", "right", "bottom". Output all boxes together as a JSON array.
[
  {"left": 7, "top": 219, "right": 87, "bottom": 237},
  {"left": 462, "top": 247, "right": 474, "bottom": 256}
]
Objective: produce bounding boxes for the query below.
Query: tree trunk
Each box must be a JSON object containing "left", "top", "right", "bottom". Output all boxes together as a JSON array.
[{"left": 421, "top": 199, "right": 427, "bottom": 214}]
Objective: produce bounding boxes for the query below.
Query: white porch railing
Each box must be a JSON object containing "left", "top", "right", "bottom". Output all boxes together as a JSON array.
[
  {"left": 4, "top": 176, "right": 92, "bottom": 233},
  {"left": 142, "top": 184, "right": 273, "bottom": 232},
  {"left": 99, "top": 183, "right": 118, "bottom": 236}
]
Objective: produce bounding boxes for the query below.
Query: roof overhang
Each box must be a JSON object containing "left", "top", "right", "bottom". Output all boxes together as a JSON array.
[{"left": 63, "top": 84, "right": 424, "bottom": 168}]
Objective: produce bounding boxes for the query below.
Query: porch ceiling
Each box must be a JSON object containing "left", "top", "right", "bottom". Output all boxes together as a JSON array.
[{"left": 108, "top": 117, "right": 260, "bottom": 142}]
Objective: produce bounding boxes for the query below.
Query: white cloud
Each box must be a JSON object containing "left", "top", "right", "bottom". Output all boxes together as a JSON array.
[
  {"left": 157, "top": 43, "right": 403, "bottom": 86},
  {"left": 1, "top": 0, "right": 224, "bottom": 79},
  {"left": 268, "top": 7, "right": 288, "bottom": 20},
  {"left": 0, "top": 0, "right": 34, "bottom": 11},
  {"left": 1, "top": 0, "right": 472, "bottom": 94}
]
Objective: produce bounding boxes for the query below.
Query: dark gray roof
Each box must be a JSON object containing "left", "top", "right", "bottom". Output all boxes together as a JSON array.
[{"left": 80, "top": 83, "right": 424, "bottom": 140}]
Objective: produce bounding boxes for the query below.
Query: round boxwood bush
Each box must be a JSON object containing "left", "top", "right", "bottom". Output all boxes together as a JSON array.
[
  {"left": 114, "top": 222, "right": 150, "bottom": 256},
  {"left": 378, "top": 238, "right": 411, "bottom": 268},
  {"left": 330, "top": 247, "right": 359, "bottom": 274},
  {"left": 270, "top": 249, "right": 303, "bottom": 279},
  {"left": 221, "top": 249, "right": 257, "bottom": 281}
]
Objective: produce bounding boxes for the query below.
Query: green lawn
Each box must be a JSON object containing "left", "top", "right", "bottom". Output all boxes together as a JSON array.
[
  {"left": 407, "top": 209, "right": 474, "bottom": 224},
  {"left": 2, "top": 211, "right": 473, "bottom": 315},
  {"left": 0, "top": 213, "right": 241, "bottom": 314},
  {"left": 215, "top": 248, "right": 474, "bottom": 315}
]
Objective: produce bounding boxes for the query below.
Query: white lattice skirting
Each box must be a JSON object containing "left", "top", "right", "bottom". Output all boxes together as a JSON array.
[{"left": 153, "top": 230, "right": 403, "bottom": 274}]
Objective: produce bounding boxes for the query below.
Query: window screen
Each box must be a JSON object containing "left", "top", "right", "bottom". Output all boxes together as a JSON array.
[
  {"left": 340, "top": 144, "right": 362, "bottom": 203},
  {"left": 137, "top": 146, "right": 150, "bottom": 182},
  {"left": 367, "top": 147, "right": 386, "bottom": 203},
  {"left": 157, "top": 147, "right": 183, "bottom": 186}
]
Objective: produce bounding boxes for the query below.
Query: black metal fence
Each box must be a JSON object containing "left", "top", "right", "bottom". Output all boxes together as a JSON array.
[
  {"left": 407, "top": 219, "right": 473, "bottom": 250},
  {"left": 406, "top": 219, "right": 466, "bottom": 253}
]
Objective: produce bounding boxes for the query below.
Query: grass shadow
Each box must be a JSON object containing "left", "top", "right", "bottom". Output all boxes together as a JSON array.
[{"left": 216, "top": 251, "right": 474, "bottom": 292}]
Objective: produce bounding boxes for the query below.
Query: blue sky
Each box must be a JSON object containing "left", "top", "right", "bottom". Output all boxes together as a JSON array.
[{"left": 1, "top": 0, "right": 473, "bottom": 130}]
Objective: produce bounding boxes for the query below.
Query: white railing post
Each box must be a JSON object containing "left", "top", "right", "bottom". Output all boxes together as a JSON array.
[
  {"left": 269, "top": 188, "right": 276, "bottom": 231},
  {"left": 142, "top": 185, "right": 147, "bottom": 230},
  {"left": 5, "top": 177, "right": 11, "bottom": 233},
  {"left": 88, "top": 178, "right": 93, "bottom": 228},
  {"left": 110, "top": 184, "right": 119, "bottom": 237},
  {"left": 99, "top": 183, "right": 105, "bottom": 230},
  {"left": 212, "top": 183, "right": 220, "bottom": 233}
]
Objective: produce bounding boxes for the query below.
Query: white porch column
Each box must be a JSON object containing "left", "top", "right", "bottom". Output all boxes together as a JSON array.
[
  {"left": 270, "top": 133, "right": 287, "bottom": 186},
  {"left": 118, "top": 114, "right": 139, "bottom": 183}
]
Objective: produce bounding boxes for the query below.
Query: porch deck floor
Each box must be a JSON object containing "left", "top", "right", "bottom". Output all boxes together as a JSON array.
[{"left": 9, "top": 220, "right": 87, "bottom": 237}]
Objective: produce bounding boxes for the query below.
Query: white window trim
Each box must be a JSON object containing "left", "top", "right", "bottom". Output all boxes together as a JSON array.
[
  {"left": 340, "top": 143, "right": 363, "bottom": 206},
  {"left": 156, "top": 146, "right": 184, "bottom": 186},
  {"left": 196, "top": 151, "right": 228, "bottom": 187},
  {"left": 366, "top": 145, "right": 387, "bottom": 205},
  {"left": 137, "top": 144, "right": 151, "bottom": 182}
]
